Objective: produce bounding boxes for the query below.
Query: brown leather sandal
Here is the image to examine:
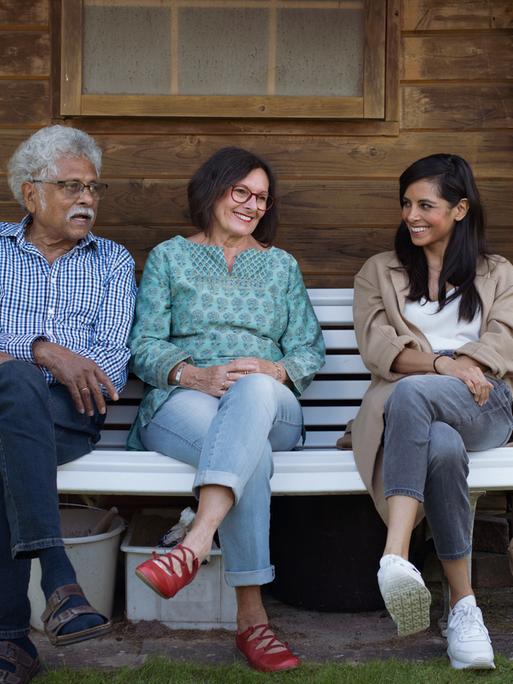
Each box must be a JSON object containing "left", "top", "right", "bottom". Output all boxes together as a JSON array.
[
  {"left": 42, "top": 583, "right": 112, "bottom": 647},
  {"left": 0, "top": 641, "right": 41, "bottom": 684}
]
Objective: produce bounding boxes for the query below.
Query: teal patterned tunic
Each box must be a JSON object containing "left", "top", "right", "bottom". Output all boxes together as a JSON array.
[{"left": 127, "top": 235, "right": 325, "bottom": 449}]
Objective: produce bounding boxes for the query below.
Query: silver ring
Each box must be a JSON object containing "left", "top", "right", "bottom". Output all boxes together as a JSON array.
[{"left": 80, "top": 386, "right": 90, "bottom": 392}]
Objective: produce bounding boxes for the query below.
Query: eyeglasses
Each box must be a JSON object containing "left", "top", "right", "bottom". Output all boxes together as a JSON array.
[
  {"left": 31, "top": 179, "right": 108, "bottom": 200},
  {"left": 231, "top": 185, "right": 273, "bottom": 211}
]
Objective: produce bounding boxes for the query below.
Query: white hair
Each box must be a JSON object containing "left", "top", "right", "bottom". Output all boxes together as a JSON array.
[{"left": 7, "top": 125, "right": 102, "bottom": 209}]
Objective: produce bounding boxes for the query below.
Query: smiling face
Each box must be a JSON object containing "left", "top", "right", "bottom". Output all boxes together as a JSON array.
[
  {"left": 21, "top": 156, "right": 99, "bottom": 248},
  {"left": 210, "top": 167, "right": 269, "bottom": 244},
  {"left": 401, "top": 179, "right": 468, "bottom": 256}
]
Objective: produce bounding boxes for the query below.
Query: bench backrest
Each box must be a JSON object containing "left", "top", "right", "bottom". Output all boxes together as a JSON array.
[{"left": 98, "top": 288, "right": 368, "bottom": 450}]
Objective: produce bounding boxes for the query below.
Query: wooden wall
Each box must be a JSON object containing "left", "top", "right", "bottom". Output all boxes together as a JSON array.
[{"left": 1, "top": 0, "right": 512, "bottom": 287}]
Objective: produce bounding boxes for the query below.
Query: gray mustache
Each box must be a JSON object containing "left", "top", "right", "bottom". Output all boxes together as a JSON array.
[{"left": 66, "top": 207, "right": 95, "bottom": 220}]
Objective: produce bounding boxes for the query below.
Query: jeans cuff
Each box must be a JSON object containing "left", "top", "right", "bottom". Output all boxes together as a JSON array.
[
  {"left": 436, "top": 543, "right": 472, "bottom": 561},
  {"left": 384, "top": 488, "right": 424, "bottom": 502},
  {"left": 13, "top": 537, "right": 63, "bottom": 560},
  {"left": 193, "top": 470, "right": 242, "bottom": 505},
  {"left": 0, "top": 627, "right": 30, "bottom": 639},
  {"left": 224, "top": 565, "right": 275, "bottom": 587}
]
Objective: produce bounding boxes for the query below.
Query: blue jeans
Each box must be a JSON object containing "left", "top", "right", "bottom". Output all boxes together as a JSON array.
[
  {"left": 140, "top": 373, "right": 303, "bottom": 587},
  {"left": 383, "top": 374, "right": 513, "bottom": 560},
  {"left": 0, "top": 360, "right": 103, "bottom": 638}
]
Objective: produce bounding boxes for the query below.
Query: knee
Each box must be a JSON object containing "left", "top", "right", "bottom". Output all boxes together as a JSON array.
[
  {"left": 385, "top": 376, "right": 422, "bottom": 408},
  {"left": 385, "top": 375, "right": 434, "bottom": 417},
  {"left": 427, "top": 422, "right": 468, "bottom": 476},
  {"left": 228, "top": 373, "right": 278, "bottom": 409},
  {"left": 0, "top": 360, "right": 47, "bottom": 396}
]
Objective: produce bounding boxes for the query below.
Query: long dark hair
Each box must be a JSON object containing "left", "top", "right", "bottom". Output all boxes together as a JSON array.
[
  {"left": 394, "top": 153, "right": 488, "bottom": 321},
  {"left": 187, "top": 147, "right": 278, "bottom": 245}
]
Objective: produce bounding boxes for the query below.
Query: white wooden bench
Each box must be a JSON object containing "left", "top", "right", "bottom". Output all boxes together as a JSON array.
[{"left": 58, "top": 288, "right": 513, "bottom": 499}]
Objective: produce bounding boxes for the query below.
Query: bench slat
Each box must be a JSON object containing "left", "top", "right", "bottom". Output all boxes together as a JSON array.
[
  {"left": 302, "top": 380, "right": 369, "bottom": 400},
  {"left": 118, "top": 356, "right": 369, "bottom": 399},
  {"left": 117, "top": 378, "right": 369, "bottom": 403},
  {"left": 57, "top": 450, "right": 366, "bottom": 496},
  {"left": 104, "top": 403, "right": 356, "bottom": 427},
  {"left": 97, "top": 429, "right": 345, "bottom": 450},
  {"left": 308, "top": 289, "right": 355, "bottom": 306},
  {"left": 313, "top": 305, "right": 353, "bottom": 325},
  {"left": 57, "top": 448, "right": 513, "bottom": 497}
]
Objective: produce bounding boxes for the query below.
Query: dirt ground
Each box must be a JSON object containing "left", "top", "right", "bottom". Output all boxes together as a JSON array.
[{"left": 31, "top": 585, "right": 513, "bottom": 672}]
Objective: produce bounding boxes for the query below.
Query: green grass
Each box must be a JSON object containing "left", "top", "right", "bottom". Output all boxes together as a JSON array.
[{"left": 36, "top": 655, "right": 513, "bottom": 684}]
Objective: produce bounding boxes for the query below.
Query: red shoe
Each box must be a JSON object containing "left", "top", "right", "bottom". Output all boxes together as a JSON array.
[
  {"left": 236, "top": 624, "right": 301, "bottom": 673},
  {"left": 135, "top": 544, "right": 199, "bottom": 599}
]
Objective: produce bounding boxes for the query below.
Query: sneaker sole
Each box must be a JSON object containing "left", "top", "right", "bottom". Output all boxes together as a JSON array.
[
  {"left": 380, "top": 574, "right": 431, "bottom": 636},
  {"left": 447, "top": 652, "right": 495, "bottom": 670}
]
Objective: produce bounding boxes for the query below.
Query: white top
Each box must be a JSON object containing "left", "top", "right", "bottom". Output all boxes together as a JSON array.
[{"left": 403, "top": 291, "right": 482, "bottom": 351}]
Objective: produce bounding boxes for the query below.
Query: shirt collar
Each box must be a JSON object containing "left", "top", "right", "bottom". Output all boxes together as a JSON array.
[{"left": 9, "top": 215, "right": 98, "bottom": 251}]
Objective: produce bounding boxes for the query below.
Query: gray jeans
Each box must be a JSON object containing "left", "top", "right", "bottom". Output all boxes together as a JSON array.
[{"left": 383, "top": 374, "right": 513, "bottom": 560}]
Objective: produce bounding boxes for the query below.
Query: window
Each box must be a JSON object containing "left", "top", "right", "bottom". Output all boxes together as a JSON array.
[{"left": 61, "top": 0, "right": 395, "bottom": 119}]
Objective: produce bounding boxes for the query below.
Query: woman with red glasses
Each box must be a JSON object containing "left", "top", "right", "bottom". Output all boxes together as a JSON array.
[{"left": 127, "top": 147, "right": 325, "bottom": 672}]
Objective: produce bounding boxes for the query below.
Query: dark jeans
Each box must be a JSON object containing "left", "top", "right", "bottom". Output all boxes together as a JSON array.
[{"left": 0, "top": 360, "right": 104, "bottom": 638}]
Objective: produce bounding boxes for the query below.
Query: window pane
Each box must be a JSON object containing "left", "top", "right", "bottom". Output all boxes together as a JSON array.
[
  {"left": 276, "top": 8, "right": 363, "bottom": 97},
  {"left": 83, "top": 6, "right": 171, "bottom": 95},
  {"left": 178, "top": 8, "right": 268, "bottom": 96}
]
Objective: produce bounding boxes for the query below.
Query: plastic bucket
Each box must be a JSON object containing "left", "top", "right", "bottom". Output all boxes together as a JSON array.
[{"left": 28, "top": 504, "right": 125, "bottom": 631}]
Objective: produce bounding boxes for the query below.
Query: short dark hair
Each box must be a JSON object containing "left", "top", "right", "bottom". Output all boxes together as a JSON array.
[
  {"left": 394, "top": 153, "right": 488, "bottom": 322},
  {"left": 187, "top": 147, "right": 278, "bottom": 245}
]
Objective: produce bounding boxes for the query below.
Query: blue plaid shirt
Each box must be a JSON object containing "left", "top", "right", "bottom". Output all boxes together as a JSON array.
[{"left": 0, "top": 216, "right": 137, "bottom": 392}]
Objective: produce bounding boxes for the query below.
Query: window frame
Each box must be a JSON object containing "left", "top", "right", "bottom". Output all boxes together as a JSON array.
[{"left": 60, "top": 0, "right": 397, "bottom": 120}]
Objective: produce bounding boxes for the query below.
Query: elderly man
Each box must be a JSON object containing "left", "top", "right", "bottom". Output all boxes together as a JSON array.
[{"left": 0, "top": 125, "right": 136, "bottom": 683}]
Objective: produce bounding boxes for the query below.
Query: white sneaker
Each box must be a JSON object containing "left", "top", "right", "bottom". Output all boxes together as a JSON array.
[
  {"left": 446, "top": 595, "right": 495, "bottom": 669},
  {"left": 377, "top": 554, "right": 431, "bottom": 636}
]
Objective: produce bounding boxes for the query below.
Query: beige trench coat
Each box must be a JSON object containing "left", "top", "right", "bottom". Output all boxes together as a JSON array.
[{"left": 352, "top": 250, "right": 513, "bottom": 523}]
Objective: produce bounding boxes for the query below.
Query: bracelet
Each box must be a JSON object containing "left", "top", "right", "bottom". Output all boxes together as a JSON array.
[
  {"left": 173, "top": 361, "right": 187, "bottom": 385},
  {"left": 272, "top": 361, "right": 285, "bottom": 383},
  {"left": 433, "top": 354, "right": 444, "bottom": 375}
]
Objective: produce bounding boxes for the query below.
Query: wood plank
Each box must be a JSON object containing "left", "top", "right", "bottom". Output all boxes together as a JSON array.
[
  {"left": 50, "top": 0, "right": 62, "bottom": 119},
  {"left": 70, "top": 117, "right": 401, "bottom": 137},
  {"left": 85, "top": 223, "right": 398, "bottom": 281},
  {"left": 60, "top": 0, "right": 82, "bottom": 115},
  {"left": 91, "top": 178, "right": 513, "bottom": 227},
  {"left": 402, "top": 0, "right": 513, "bottom": 30},
  {"left": 363, "top": 0, "right": 386, "bottom": 118},
  {"left": 403, "top": 34, "right": 513, "bottom": 81},
  {"left": 0, "top": 32, "right": 50, "bottom": 77},
  {"left": 0, "top": 81, "right": 50, "bottom": 126},
  {"left": 402, "top": 85, "right": 513, "bottom": 129},
  {"left": 65, "top": 131, "right": 513, "bottom": 179},
  {"left": 86, "top": 178, "right": 400, "bottom": 226},
  {"left": 385, "top": 0, "right": 401, "bottom": 122},
  {"left": 81, "top": 94, "right": 364, "bottom": 119},
  {"left": 0, "top": 0, "right": 48, "bottom": 26}
]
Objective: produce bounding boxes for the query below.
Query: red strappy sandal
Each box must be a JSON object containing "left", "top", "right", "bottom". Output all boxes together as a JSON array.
[
  {"left": 135, "top": 543, "right": 199, "bottom": 599},
  {"left": 236, "top": 624, "right": 301, "bottom": 673}
]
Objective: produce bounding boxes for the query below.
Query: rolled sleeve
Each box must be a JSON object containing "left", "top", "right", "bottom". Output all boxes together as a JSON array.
[{"left": 0, "top": 333, "right": 46, "bottom": 363}]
